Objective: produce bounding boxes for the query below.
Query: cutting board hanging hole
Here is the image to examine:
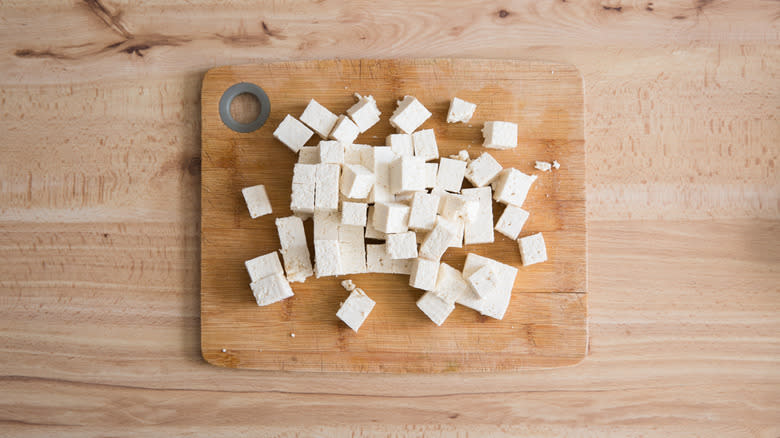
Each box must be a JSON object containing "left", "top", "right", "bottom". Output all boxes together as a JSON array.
[{"left": 218, "top": 82, "right": 270, "bottom": 133}]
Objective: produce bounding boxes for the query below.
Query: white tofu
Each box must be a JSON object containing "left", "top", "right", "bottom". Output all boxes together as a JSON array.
[
  {"left": 329, "top": 114, "right": 360, "bottom": 144},
  {"left": 534, "top": 161, "right": 552, "bottom": 172},
  {"left": 436, "top": 215, "right": 464, "bottom": 248},
  {"left": 435, "top": 158, "right": 466, "bottom": 193},
  {"left": 393, "top": 191, "right": 418, "bottom": 205},
  {"left": 273, "top": 114, "right": 314, "bottom": 153},
  {"left": 314, "top": 240, "right": 343, "bottom": 277},
  {"left": 336, "top": 288, "right": 376, "bottom": 332},
  {"left": 364, "top": 206, "right": 387, "bottom": 240},
  {"left": 495, "top": 205, "right": 530, "bottom": 240},
  {"left": 340, "top": 164, "right": 375, "bottom": 199},
  {"left": 386, "top": 231, "right": 418, "bottom": 259},
  {"left": 368, "top": 183, "right": 393, "bottom": 204},
  {"left": 450, "top": 149, "right": 470, "bottom": 161},
  {"left": 552, "top": 160, "right": 561, "bottom": 169},
  {"left": 360, "top": 146, "right": 396, "bottom": 186},
  {"left": 446, "top": 97, "right": 477, "bottom": 123},
  {"left": 482, "top": 121, "right": 518, "bottom": 150},
  {"left": 341, "top": 201, "right": 368, "bottom": 226},
  {"left": 462, "top": 186, "right": 494, "bottom": 245},
  {"left": 464, "top": 198, "right": 480, "bottom": 223},
  {"left": 314, "top": 163, "right": 341, "bottom": 212},
  {"left": 432, "top": 262, "right": 470, "bottom": 304},
  {"left": 297, "top": 146, "right": 320, "bottom": 164},
  {"left": 366, "top": 243, "right": 394, "bottom": 273},
  {"left": 389, "top": 96, "right": 432, "bottom": 134},
  {"left": 518, "top": 232, "right": 547, "bottom": 266},
  {"left": 440, "top": 193, "right": 468, "bottom": 221},
  {"left": 300, "top": 99, "right": 338, "bottom": 139},
  {"left": 429, "top": 187, "right": 447, "bottom": 215},
  {"left": 344, "top": 143, "right": 370, "bottom": 165},
  {"left": 318, "top": 140, "right": 344, "bottom": 164},
  {"left": 373, "top": 202, "right": 410, "bottom": 234},
  {"left": 389, "top": 156, "right": 426, "bottom": 194},
  {"left": 386, "top": 133, "right": 414, "bottom": 157},
  {"left": 241, "top": 184, "right": 272, "bottom": 219},
  {"left": 250, "top": 272, "right": 295, "bottom": 306},
  {"left": 419, "top": 220, "right": 457, "bottom": 261},
  {"left": 466, "top": 264, "right": 498, "bottom": 298},
  {"left": 409, "top": 257, "right": 439, "bottom": 290},
  {"left": 493, "top": 168, "right": 537, "bottom": 207},
  {"left": 275, "top": 216, "right": 314, "bottom": 283},
  {"left": 457, "top": 253, "right": 518, "bottom": 320},
  {"left": 411, "top": 129, "right": 439, "bottom": 162},
  {"left": 393, "top": 257, "right": 413, "bottom": 275},
  {"left": 408, "top": 192, "right": 440, "bottom": 231},
  {"left": 346, "top": 93, "right": 381, "bottom": 133},
  {"left": 339, "top": 224, "right": 367, "bottom": 274},
  {"left": 425, "top": 163, "right": 438, "bottom": 189},
  {"left": 465, "top": 152, "right": 503, "bottom": 187},
  {"left": 245, "top": 251, "right": 284, "bottom": 283},
  {"left": 417, "top": 291, "right": 455, "bottom": 326},
  {"left": 314, "top": 210, "right": 340, "bottom": 240},
  {"left": 291, "top": 164, "right": 317, "bottom": 216},
  {"left": 341, "top": 279, "right": 357, "bottom": 292}
]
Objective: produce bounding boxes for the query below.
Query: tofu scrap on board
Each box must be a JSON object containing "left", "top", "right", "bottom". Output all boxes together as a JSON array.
[
  {"left": 517, "top": 232, "right": 548, "bottom": 266},
  {"left": 482, "top": 121, "right": 518, "bottom": 150},
  {"left": 275, "top": 216, "right": 314, "bottom": 283},
  {"left": 336, "top": 285, "right": 376, "bottom": 332},
  {"left": 244, "top": 251, "right": 294, "bottom": 306},
  {"left": 300, "top": 99, "right": 338, "bottom": 139},
  {"left": 446, "top": 97, "right": 477, "bottom": 123},
  {"left": 457, "top": 253, "right": 518, "bottom": 320},
  {"left": 389, "top": 96, "right": 432, "bottom": 134},
  {"left": 241, "top": 184, "right": 272, "bottom": 218},
  {"left": 273, "top": 114, "right": 313, "bottom": 153}
]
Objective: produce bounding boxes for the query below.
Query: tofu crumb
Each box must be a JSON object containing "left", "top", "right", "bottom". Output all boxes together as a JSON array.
[
  {"left": 221, "top": 348, "right": 226, "bottom": 353},
  {"left": 552, "top": 160, "right": 561, "bottom": 169},
  {"left": 290, "top": 333, "right": 296, "bottom": 338},
  {"left": 534, "top": 161, "right": 552, "bottom": 172},
  {"left": 341, "top": 279, "right": 357, "bottom": 292}
]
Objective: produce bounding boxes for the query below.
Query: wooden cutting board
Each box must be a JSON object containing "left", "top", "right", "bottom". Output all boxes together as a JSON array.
[{"left": 201, "top": 59, "right": 586, "bottom": 372}]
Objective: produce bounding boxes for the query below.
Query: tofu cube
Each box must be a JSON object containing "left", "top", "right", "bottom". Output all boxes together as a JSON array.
[
  {"left": 389, "top": 96, "right": 432, "bottom": 134},
  {"left": 409, "top": 257, "right": 439, "bottom": 290},
  {"left": 408, "top": 192, "right": 440, "bottom": 231},
  {"left": 245, "top": 251, "right": 284, "bottom": 283},
  {"left": 346, "top": 94, "right": 381, "bottom": 133},
  {"left": 436, "top": 215, "right": 464, "bottom": 248},
  {"left": 314, "top": 163, "right": 341, "bottom": 212},
  {"left": 340, "top": 164, "right": 375, "bottom": 200},
  {"left": 386, "top": 231, "right": 418, "bottom": 259},
  {"left": 440, "top": 193, "right": 468, "bottom": 221},
  {"left": 314, "top": 211, "right": 340, "bottom": 242},
  {"left": 339, "top": 224, "right": 367, "bottom": 274},
  {"left": 411, "top": 129, "right": 439, "bottom": 162},
  {"left": 341, "top": 201, "right": 368, "bottom": 226},
  {"left": 419, "top": 220, "right": 457, "bottom": 261},
  {"left": 389, "top": 156, "right": 426, "bottom": 194},
  {"left": 300, "top": 99, "right": 338, "bottom": 138},
  {"left": 329, "top": 114, "right": 360, "bottom": 144},
  {"left": 482, "top": 121, "right": 518, "bottom": 150},
  {"left": 457, "top": 253, "right": 518, "bottom": 320},
  {"left": 275, "top": 216, "right": 314, "bottom": 282},
  {"left": 493, "top": 168, "right": 538, "bottom": 207},
  {"left": 465, "top": 152, "right": 503, "bottom": 187},
  {"left": 425, "top": 163, "right": 438, "bottom": 189},
  {"left": 387, "top": 133, "right": 414, "bottom": 157},
  {"left": 366, "top": 243, "right": 393, "bottom": 273},
  {"left": 336, "top": 288, "right": 376, "bottom": 332},
  {"left": 446, "top": 97, "right": 477, "bottom": 123},
  {"left": 373, "top": 202, "right": 410, "bottom": 234},
  {"left": 318, "top": 140, "right": 344, "bottom": 164},
  {"left": 495, "top": 205, "right": 530, "bottom": 240},
  {"left": 417, "top": 291, "right": 455, "bottom": 326},
  {"left": 462, "top": 186, "right": 494, "bottom": 245},
  {"left": 368, "top": 183, "right": 393, "bottom": 204},
  {"left": 314, "top": 240, "right": 343, "bottom": 277},
  {"left": 291, "top": 164, "right": 317, "bottom": 216},
  {"left": 297, "top": 146, "right": 320, "bottom": 164},
  {"left": 466, "top": 264, "right": 498, "bottom": 298},
  {"left": 360, "top": 146, "right": 396, "bottom": 186},
  {"left": 250, "top": 272, "right": 295, "bottom": 306},
  {"left": 273, "top": 114, "right": 314, "bottom": 153},
  {"left": 364, "top": 206, "right": 387, "bottom": 240},
  {"left": 432, "top": 262, "right": 470, "bottom": 304},
  {"left": 344, "top": 143, "right": 370, "bottom": 165},
  {"left": 518, "top": 232, "right": 547, "bottom": 266},
  {"left": 241, "top": 184, "right": 272, "bottom": 218},
  {"left": 435, "top": 158, "right": 466, "bottom": 193}
]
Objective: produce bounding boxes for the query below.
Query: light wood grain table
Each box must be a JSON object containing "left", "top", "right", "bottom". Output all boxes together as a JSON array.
[{"left": 1, "top": 1, "right": 777, "bottom": 436}]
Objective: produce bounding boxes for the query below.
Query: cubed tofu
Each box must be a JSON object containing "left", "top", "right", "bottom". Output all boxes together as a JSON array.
[
  {"left": 340, "top": 164, "right": 375, "bottom": 200},
  {"left": 389, "top": 156, "right": 426, "bottom": 194},
  {"left": 336, "top": 288, "right": 376, "bottom": 332},
  {"left": 364, "top": 206, "right": 387, "bottom": 240},
  {"left": 344, "top": 143, "right": 370, "bottom": 165},
  {"left": 346, "top": 94, "right": 381, "bottom": 133},
  {"left": 341, "top": 201, "right": 368, "bottom": 226},
  {"left": 462, "top": 186, "right": 494, "bottom": 245},
  {"left": 495, "top": 205, "right": 530, "bottom": 240},
  {"left": 297, "top": 146, "right": 320, "bottom": 164},
  {"left": 275, "top": 216, "right": 314, "bottom": 282},
  {"left": 436, "top": 215, "right": 464, "bottom": 248},
  {"left": 386, "top": 231, "right": 418, "bottom": 259},
  {"left": 368, "top": 183, "right": 393, "bottom": 204},
  {"left": 339, "top": 225, "right": 367, "bottom": 275},
  {"left": 360, "top": 146, "right": 396, "bottom": 186},
  {"left": 465, "top": 152, "right": 503, "bottom": 187},
  {"left": 314, "top": 163, "right": 341, "bottom": 212},
  {"left": 273, "top": 114, "right": 314, "bottom": 153},
  {"left": 318, "top": 140, "right": 344, "bottom": 164},
  {"left": 417, "top": 291, "right": 455, "bottom": 326},
  {"left": 245, "top": 251, "right": 284, "bottom": 283},
  {"left": 329, "top": 114, "right": 360, "bottom": 144},
  {"left": 250, "top": 272, "right": 295, "bottom": 306},
  {"left": 436, "top": 158, "right": 466, "bottom": 193},
  {"left": 425, "top": 163, "right": 438, "bottom": 189},
  {"left": 366, "top": 243, "right": 393, "bottom": 273},
  {"left": 389, "top": 96, "right": 432, "bottom": 134},
  {"left": 517, "top": 232, "right": 547, "bottom": 266},
  {"left": 291, "top": 164, "right": 317, "bottom": 216},
  {"left": 457, "top": 253, "right": 518, "bottom": 320},
  {"left": 373, "top": 202, "right": 410, "bottom": 234},
  {"left": 241, "top": 184, "right": 272, "bottom": 218},
  {"left": 408, "top": 192, "right": 440, "bottom": 231},
  {"left": 393, "top": 191, "right": 419, "bottom": 205},
  {"left": 409, "top": 257, "right": 439, "bottom": 290},
  {"left": 440, "top": 193, "right": 468, "bottom": 221},
  {"left": 411, "top": 129, "right": 439, "bottom": 162},
  {"left": 482, "top": 121, "right": 518, "bottom": 150},
  {"left": 493, "top": 168, "right": 537, "bottom": 207},
  {"left": 314, "top": 210, "right": 341, "bottom": 240},
  {"left": 419, "top": 220, "right": 457, "bottom": 261},
  {"left": 314, "top": 240, "right": 343, "bottom": 277},
  {"left": 300, "top": 99, "right": 338, "bottom": 138},
  {"left": 446, "top": 97, "right": 477, "bottom": 123},
  {"left": 386, "top": 133, "right": 414, "bottom": 157},
  {"left": 466, "top": 264, "right": 498, "bottom": 298},
  {"left": 432, "top": 262, "right": 470, "bottom": 304}
]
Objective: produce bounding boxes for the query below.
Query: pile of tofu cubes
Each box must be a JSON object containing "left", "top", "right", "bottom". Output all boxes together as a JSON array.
[{"left": 240, "top": 93, "right": 548, "bottom": 332}]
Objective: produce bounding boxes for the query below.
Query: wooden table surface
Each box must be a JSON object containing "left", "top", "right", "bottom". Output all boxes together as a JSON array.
[{"left": 1, "top": 1, "right": 777, "bottom": 436}]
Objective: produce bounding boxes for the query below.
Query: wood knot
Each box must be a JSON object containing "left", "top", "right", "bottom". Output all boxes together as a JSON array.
[{"left": 498, "top": 9, "right": 510, "bottom": 18}]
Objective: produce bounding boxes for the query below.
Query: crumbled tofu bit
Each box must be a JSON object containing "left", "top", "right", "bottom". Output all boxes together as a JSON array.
[
  {"left": 373, "top": 202, "right": 410, "bottom": 234},
  {"left": 317, "top": 140, "right": 344, "bottom": 164},
  {"left": 552, "top": 160, "right": 561, "bottom": 169},
  {"left": 360, "top": 146, "right": 396, "bottom": 186},
  {"left": 466, "top": 264, "right": 499, "bottom": 298},
  {"left": 493, "top": 168, "right": 538, "bottom": 208},
  {"left": 457, "top": 253, "right": 518, "bottom": 320},
  {"left": 241, "top": 184, "right": 272, "bottom": 218},
  {"left": 314, "top": 240, "right": 343, "bottom": 277},
  {"left": 517, "top": 232, "right": 548, "bottom": 266},
  {"left": 386, "top": 133, "right": 414, "bottom": 157},
  {"left": 221, "top": 348, "right": 226, "bottom": 353},
  {"left": 364, "top": 206, "right": 387, "bottom": 240},
  {"left": 347, "top": 94, "right": 381, "bottom": 133},
  {"left": 291, "top": 164, "right": 317, "bottom": 216},
  {"left": 336, "top": 288, "right": 376, "bottom": 332},
  {"left": 436, "top": 158, "right": 467, "bottom": 193},
  {"left": 245, "top": 251, "right": 284, "bottom": 283},
  {"left": 314, "top": 210, "right": 340, "bottom": 240},
  {"left": 341, "top": 279, "right": 357, "bottom": 292},
  {"left": 329, "top": 114, "right": 360, "bottom": 144},
  {"left": 300, "top": 99, "right": 339, "bottom": 139},
  {"left": 273, "top": 114, "right": 314, "bottom": 153},
  {"left": 386, "top": 231, "right": 418, "bottom": 259},
  {"left": 275, "top": 216, "right": 314, "bottom": 282},
  {"left": 341, "top": 201, "right": 368, "bottom": 226},
  {"left": 340, "top": 164, "right": 375, "bottom": 199},
  {"left": 534, "top": 161, "right": 552, "bottom": 172},
  {"left": 494, "top": 205, "right": 530, "bottom": 240},
  {"left": 409, "top": 257, "right": 439, "bottom": 290},
  {"left": 389, "top": 96, "right": 432, "bottom": 134},
  {"left": 389, "top": 156, "right": 426, "bottom": 194},
  {"left": 291, "top": 333, "right": 295, "bottom": 338},
  {"left": 250, "top": 271, "right": 295, "bottom": 306},
  {"left": 411, "top": 129, "right": 440, "bottom": 162},
  {"left": 297, "top": 146, "right": 321, "bottom": 164},
  {"left": 417, "top": 291, "right": 455, "bottom": 326},
  {"left": 368, "top": 183, "right": 393, "bottom": 204},
  {"left": 339, "top": 224, "right": 367, "bottom": 274},
  {"left": 462, "top": 186, "right": 495, "bottom": 245},
  {"left": 465, "top": 152, "right": 503, "bottom": 187},
  {"left": 435, "top": 214, "right": 464, "bottom": 248},
  {"left": 424, "top": 163, "right": 438, "bottom": 189},
  {"left": 450, "top": 149, "right": 470, "bottom": 161},
  {"left": 408, "top": 192, "right": 440, "bottom": 231},
  {"left": 482, "top": 121, "right": 518, "bottom": 150},
  {"left": 446, "top": 97, "right": 477, "bottom": 123},
  {"left": 419, "top": 220, "right": 457, "bottom": 261},
  {"left": 314, "top": 163, "right": 341, "bottom": 212},
  {"left": 344, "top": 143, "right": 370, "bottom": 164}
]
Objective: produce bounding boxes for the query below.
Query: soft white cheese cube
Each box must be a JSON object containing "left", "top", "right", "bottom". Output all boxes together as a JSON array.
[
  {"left": 466, "top": 264, "right": 498, "bottom": 298},
  {"left": 360, "top": 146, "right": 396, "bottom": 186},
  {"left": 346, "top": 94, "right": 381, "bottom": 133},
  {"left": 417, "top": 291, "right": 455, "bottom": 326},
  {"left": 386, "top": 133, "right": 413, "bottom": 157},
  {"left": 364, "top": 206, "right": 387, "bottom": 240},
  {"left": 314, "top": 163, "right": 341, "bottom": 212},
  {"left": 297, "top": 146, "right": 320, "bottom": 164},
  {"left": 329, "top": 114, "right": 360, "bottom": 144},
  {"left": 300, "top": 99, "right": 338, "bottom": 139},
  {"left": 389, "top": 96, "right": 431, "bottom": 134},
  {"left": 457, "top": 253, "right": 518, "bottom": 320},
  {"left": 411, "top": 129, "right": 439, "bottom": 162},
  {"left": 446, "top": 97, "right": 477, "bottom": 123},
  {"left": 314, "top": 240, "right": 343, "bottom": 277},
  {"left": 436, "top": 158, "right": 466, "bottom": 193},
  {"left": 409, "top": 257, "right": 439, "bottom": 290},
  {"left": 462, "top": 186, "right": 494, "bottom": 245},
  {"left": 518, "top": 232, "right": 547, "bottom": 266},
  {"left": 275, "top": 216, "right": 314, "bottom": 282},
  {"left": 419, "top": 220, "right": 457, "bottom": 261},
  {"left": 340, "top": 164, "right": 375, "bottom": 200},
  {"left": 389, "top": 156, "right": 426, "bottom": 194},
  {"left": 482, "top": 121, "right": 518, "bottom": 150},
  {"left": 373, "top": 202, "right": 410, "bottom": 234},
  {"left": 386, "top": 231, "right": 418, "bottom": 259},
  {"left": 245, "top": 251, "right": 284, "bottom": 283},
  {"left": 341, "top": 201, "right": 368, "bottom": 226},
  {"left": 250, "top": 272, "right": 294, "bottom": 306},
  {"left": 291, "top": 164, "right": 317, "bottom": 216},
  {"left": 337, "top": 288, "right": 376, "bottom": 332},
  {"left": 273, "top": 114, "right": 314, "bottom": 153},
  {"left": 344, "top": 143, "right": 370, "bottom": 165},
  {"left": 241, "top": 184, "right": 272, "bottom": 219},
  {"left": 318, "top": 140, "right": 344, "bottom": 164},
  {"left": 408, "top": 192, "right": 440, "bottom": 231},
  {"left": 465, "top": 152, "right": 503, "bottom": 187},
  {"left": 425, "top": 163, "right": 438, "bottom": 189},
  {"left": 495, "top": 205, "right": 530, "bottom": 240},
  {"left": 493, "top": 168, "right": 537, "bottom": 207}
]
